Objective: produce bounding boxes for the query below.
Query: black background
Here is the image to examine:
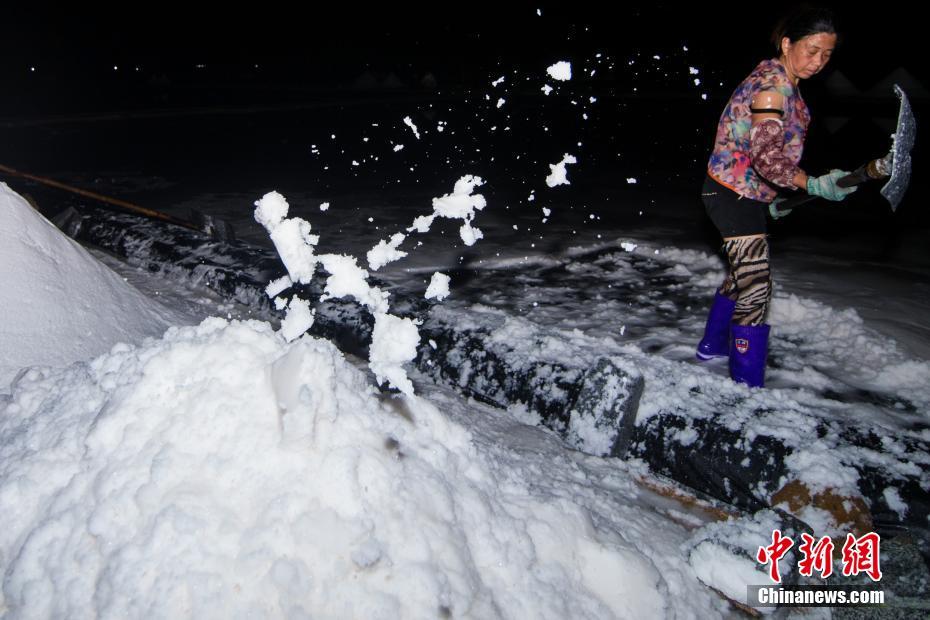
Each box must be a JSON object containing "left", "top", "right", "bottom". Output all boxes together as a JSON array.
[{"left": 2, "top": 2, "right": 927, "bottom": 245}]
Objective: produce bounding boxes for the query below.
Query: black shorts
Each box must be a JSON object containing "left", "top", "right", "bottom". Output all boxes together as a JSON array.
[{"left": 701, "top": 175, "right": 768, "bottom": 237}]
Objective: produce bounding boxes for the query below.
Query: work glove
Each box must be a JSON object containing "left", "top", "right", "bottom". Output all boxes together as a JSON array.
[
  {"left": 806, "top": 169, "right": 858, "bottom": 202},
  {"left": 768, "top": 197, "right": 791, "bottom": 219}
]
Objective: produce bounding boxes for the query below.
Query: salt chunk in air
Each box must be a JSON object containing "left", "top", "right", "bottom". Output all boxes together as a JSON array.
[
  {"left": 254, "top": 191, "right": 290, "bottom": 230},
  {"left": 403, "top": 116, "right": 421, "bottom": 139},
  {"left": 367, "top": 233, "right": 408, "bottom": 271},
  {"left": 319, "top": 202, "right": 330, "bottom": 212},
  {"left": 541, "top": 85, "right": 554, "bottom": 96},
  {"left": 280, "top": 297, "right": 315, "bottom": 342},
  {"left": 406, "top": 176, "right": 486, "bottom": 247},
  {"left": 425, "top": 272, "right": 451, "bottom": 301},
  {"left": 545, "top": 154, "right": 577, "bottom": 188},
  {"left": 431, "top": 176, "right": 487, "bottom": 220},
  {"left": 257, "top": 213, "right": 319, "bottom": 285},
  {"left": 408, "top": 214, "right": 435, "bottom": 234},
  {"left": 369, "top": 313, "right": 420, "bottom": 395},
  {"left": 266, "top": 275, "right": 293, "bottom": 298},
  {"left": 459, "top": 221, "right": 484, "bottom": 246},
  {"left": 318, "top": 254, "right": 389, "bottom": 315},
  {"left": 547, "top": 61, "right": 572, "bottom": 81}
]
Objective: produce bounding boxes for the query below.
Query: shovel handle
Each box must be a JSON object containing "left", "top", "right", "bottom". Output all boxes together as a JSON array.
[
  {"left": 836, "top": 165, "right": 875, "bottom": 188},
  {"left": 0, "top": 163, "right": 199, "bottom": 230},
  {"left": 0, "top": 162, "right": 235, "bottom": 241},
  {"left": 772, "top": 158, "right": 888, "bottom": 214}
]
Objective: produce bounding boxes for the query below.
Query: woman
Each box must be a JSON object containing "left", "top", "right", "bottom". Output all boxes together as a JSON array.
[{"left": 696, "top": 6, "right": 856, "bottom": 388}]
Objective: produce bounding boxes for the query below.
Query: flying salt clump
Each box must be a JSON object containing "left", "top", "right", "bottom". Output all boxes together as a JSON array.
[
  {"left": 254, "top": 176, "right": 487, "bottom": 393},
  {"left": 403, "top": 116, "right": 421, "bottom": 139},
  {"left": 368, "top": 314, "right": 420, "bottom": 395},
  {"left": 255, "top": 192, "right": 416, "bottom": 393},
  {"left": 366, "top": 176, "right": 487, "bottom": 278},
  {"left": 254, "top": 192, "right": 319, "bottom": 285},
  {"left": 280, "top": 297, "right": 315, "bottom": 342},
  {"left": 266, "top": 275, "right": 293, "bottom": 298},
  {"left": 315, "top": 254, "right": 389, "bottom": 314},
  {"left": 407, "top": 175, "right": 487, "bottom": 246},
  {"left": 546, "top": 154, "right": 578, "bottom": 187},
  {"left": 367, "top": 233, "right": 408, "bottom": 271},
  {"left": 547, "top": 61, "right": 572, "bottom": 81},
  {"left": 425, "top": 272, "right": 451, "bottom": 301}
]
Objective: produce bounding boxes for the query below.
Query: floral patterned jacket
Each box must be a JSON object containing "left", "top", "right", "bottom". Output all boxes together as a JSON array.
[{"left": 707, "top": 59, "right": 810, "bottom": 202}]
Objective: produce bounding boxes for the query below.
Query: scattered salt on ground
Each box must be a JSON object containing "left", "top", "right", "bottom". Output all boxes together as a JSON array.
[
  {"left": 3, "top": 180, "right": 727, "bottom": 618},
  {"left": 0, "top": 314, "right": 723, "bottom": 618}
]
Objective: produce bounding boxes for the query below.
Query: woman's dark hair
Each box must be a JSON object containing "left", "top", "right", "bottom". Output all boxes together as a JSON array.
[{"left": 771, "top": 6, "right": 839, "bottom": 53}]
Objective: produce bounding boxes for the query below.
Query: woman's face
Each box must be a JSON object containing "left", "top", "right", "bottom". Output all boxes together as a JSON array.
[{"left": 782, "top": 32, "right": 837, "bottom": 80}]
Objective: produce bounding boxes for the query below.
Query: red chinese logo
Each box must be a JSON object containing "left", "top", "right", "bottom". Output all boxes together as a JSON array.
[
  {"left": 797, "top": 533, "right": 835, "bottom": 578},
  {"left": 841, "top": 532, "right": 882, "bottom": 582},
  {"left": 757, "top": 530, "right": 882, "bottom": 583},
  {"left": 756, "top": 529, "right": 794, "bottom": 583}
]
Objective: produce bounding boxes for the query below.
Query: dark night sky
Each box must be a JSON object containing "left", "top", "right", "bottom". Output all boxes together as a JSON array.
[
  {"left": 1, "top": 3, "right": 926, "bottom": 233},
  {"left": 3, "top": 3, "right": 926, "bottom": 99}
]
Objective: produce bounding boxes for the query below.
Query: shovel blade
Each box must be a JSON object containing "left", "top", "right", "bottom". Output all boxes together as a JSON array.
[{"left": 881, "top": 85, "right": 917, "bottom": 211}]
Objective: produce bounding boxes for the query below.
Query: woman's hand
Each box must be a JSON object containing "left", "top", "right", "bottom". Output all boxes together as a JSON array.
[{"left": 806, "top": 170, "right": 858, "bottom": 201}]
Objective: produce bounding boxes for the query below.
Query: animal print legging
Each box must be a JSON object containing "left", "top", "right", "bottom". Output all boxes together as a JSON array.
[{"left": 718, "top": 236, "right": 771, "bottom": 326}]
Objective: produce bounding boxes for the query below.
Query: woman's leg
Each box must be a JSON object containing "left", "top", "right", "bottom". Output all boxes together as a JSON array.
[
  {"left": 721, "top": 234, "right": 771, "bottom": 325},
  {"left": 722, "top": 234, "right": 772, "bottom": 387}
]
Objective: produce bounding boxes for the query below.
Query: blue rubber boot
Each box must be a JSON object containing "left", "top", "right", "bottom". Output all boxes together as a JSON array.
[
  {"left": 729, "top": 323, "right": 770, "bottom": 388},
  {"left": 696, "top": 292, "right": 736, "bottom": 360}
]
